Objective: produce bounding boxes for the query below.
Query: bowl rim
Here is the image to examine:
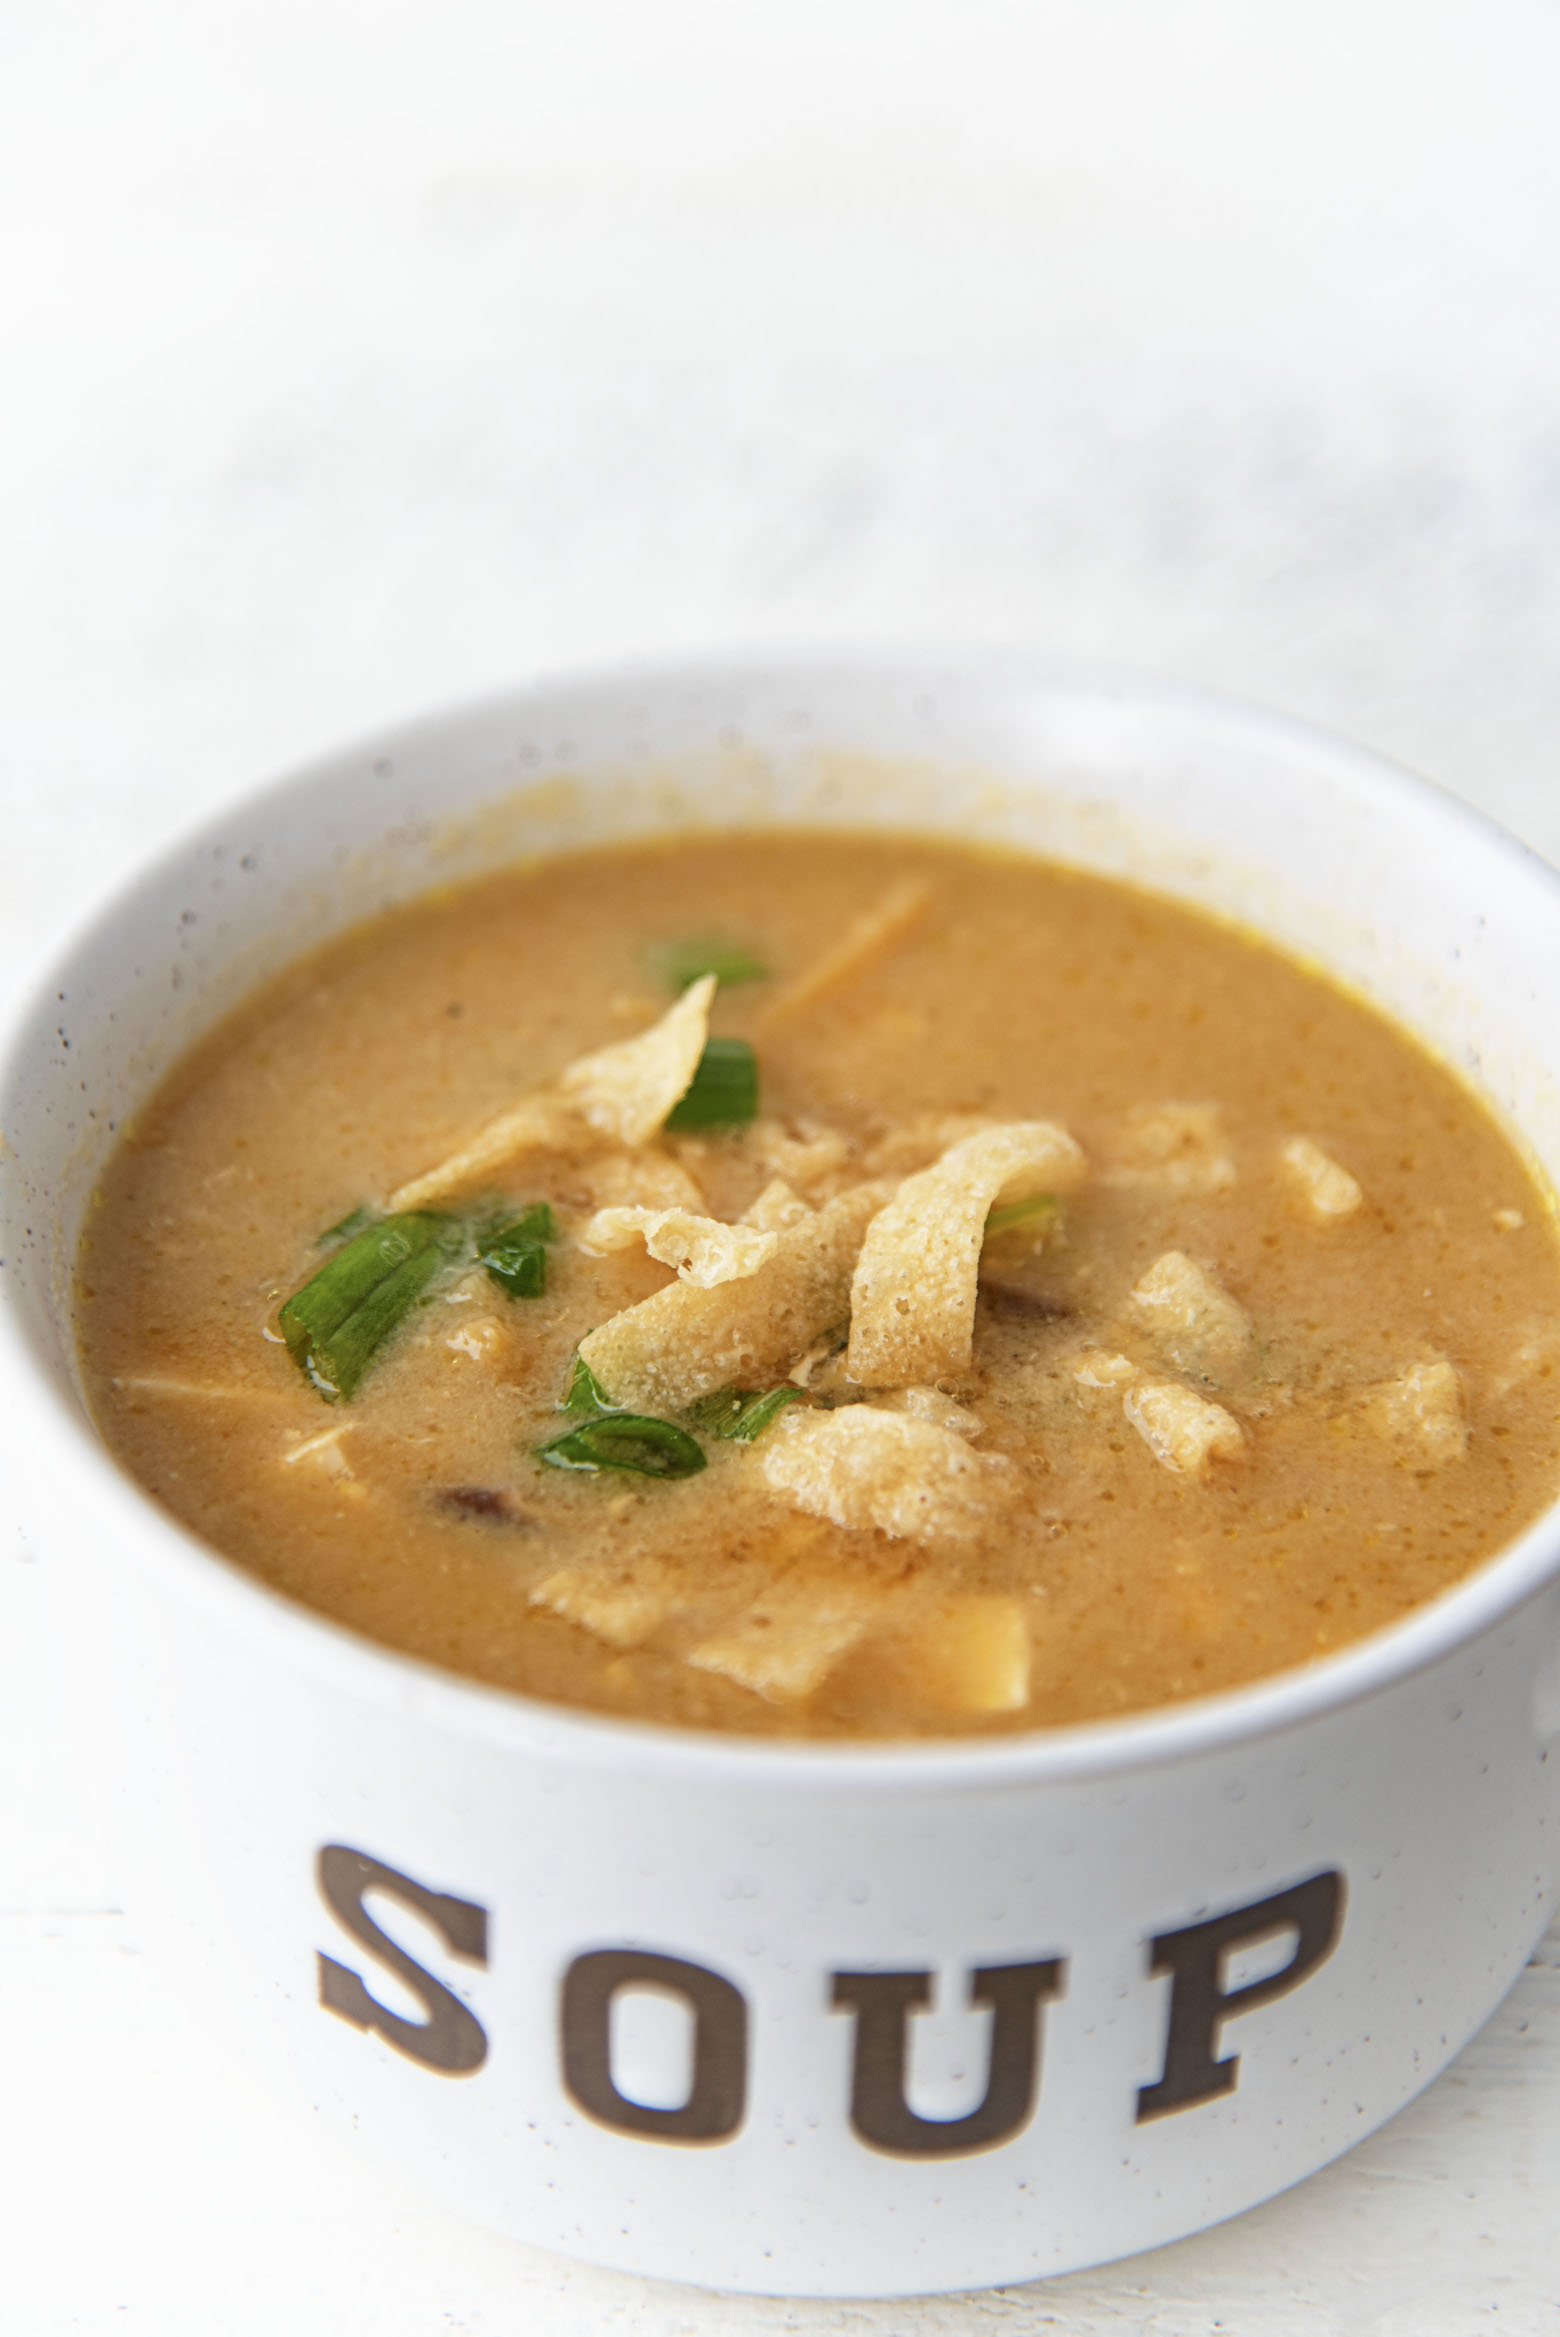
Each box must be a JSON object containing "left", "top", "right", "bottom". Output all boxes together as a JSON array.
[{"left": 7, "top": 641, "right": 1560, "bottom": 1792}]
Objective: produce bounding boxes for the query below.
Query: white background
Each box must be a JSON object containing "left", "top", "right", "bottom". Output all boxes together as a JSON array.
[{"left": 6, "top": 4, "right": 1560, "bottom": 2328}]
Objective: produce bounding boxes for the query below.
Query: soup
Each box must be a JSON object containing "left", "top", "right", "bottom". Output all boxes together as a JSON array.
[{"left": 76, "top": 831, "right": 1560, "bottom": 1738}]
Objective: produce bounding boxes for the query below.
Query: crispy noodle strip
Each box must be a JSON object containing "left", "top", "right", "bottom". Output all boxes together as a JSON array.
[
  {"left": 387, "top": 977, "right": 715, "bottom": 1209},
  {"left": 756, "top": 879, "right": 932, "bottom": 1030},
  {"left": 579, "top": 1205, "right": 779, "bottom": 1288},
  {"left": 759, "top": 1405, "right": 1017, "bottom": 1545},
  {"left": 741, "top": 1178, "right": 813, "bottom": 1232},
  {"left": 579, "top": 1182, "right": 891, "bottom": 1413},
  {"left": 846, "top": 1122, "right": 1087, "bottom": 1387}
]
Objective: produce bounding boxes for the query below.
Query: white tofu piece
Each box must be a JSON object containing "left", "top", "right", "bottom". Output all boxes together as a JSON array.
[
  {"left": 685, "top": 1582, "right": 879, "bottom": 1702},
  {"left": 529, "top": 1553, "right": 695, "bottom": 1649},
  {"left": 1123, "top": 1379, "right": 1245, "bottom": 1476},
  {"left": 759, "top": 1405, "right": 1017, "bottom": 1545},
  {"left": 902, "top": 1596, "right": 1032, "bottom": 1713},
  {"left": 1360, "top": 1360, "right": 1468, "bottom": 1464},
  {"left": 1129, "top": 1251, "right": 1251, "bottom": 1369},
  {"left": 1280, "top": 1134, "right": 1364, "bottom": 1219}
]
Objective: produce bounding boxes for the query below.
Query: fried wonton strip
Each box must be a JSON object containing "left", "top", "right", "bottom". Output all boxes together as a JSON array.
[
  {"left": 739, "top": 1118, "right": 856, "bottom": 1193},
  {"left": 579, "top": 1182, "right": 891, "bottom": 1414},
  {"left": 388, "top": 1094, "right": 584, "bottom": 1211},
  {"left": 846, "top": 1122, "right": 1087, "bottom": 1387},
  {"left": 556, "top": 973, "right": 717, "bottom": 1142},
  {"left": 756, "top": 879, "right": 932, "bottom": 1030},
  {"left": 1100, "top": 1102, "right": 1236, "bottom": 1194},
  {"left": 1129, "top": 1251, "right": 1251, "bottom": 1371},
  {"left": 759, "top": 1405, "right": 1016, "bottom": 1545},
  {"left": 1359, "top": 1359, "right": 1467, "bottom": 1464},
  {"left": 1072, "top": 1349, "right": 1138, "bottom": 1390},
  {"left": 881, "top": 1384, "right": 984, "bottom": 1437},
  {"left": 741, "top": 1177, "right": 813, "bottom": 1232},
  {"left": 685, "top": 1581, "right": 879, "bottom": 1702},
  {"left": 579, "top": 1205, "right": 779, "bottom": 1288},
  {"left": 1280, "top": 1134, "right": 1363, "bottom": 1220},
  {"left": 581, "top": 1147, "right": 707, "bottom": 1213},
  {"left": 386, "top": 978, "right": 716, "bottom": 1210},
  {"left": 1123, "top": 1379, "right": 1244, "bottom": 1476}
]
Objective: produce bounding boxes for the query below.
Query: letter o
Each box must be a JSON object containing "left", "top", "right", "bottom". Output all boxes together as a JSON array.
[{"left": 561, "top": 1948, "right": 748, "bottom": 2144}]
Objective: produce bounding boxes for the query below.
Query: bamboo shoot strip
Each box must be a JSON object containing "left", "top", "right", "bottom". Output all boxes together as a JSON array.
[
  {"left": 754, "top": 878, "right": 932, "bottom": 1030},
  {"left": 477, "top": 1202, "right": 555, "bottom": 1300},
  {"left": 279, "top": 1213, "right": 456, "bottom": 1401},
  {"left": 648, "top": 936, "right": 768, "bottom": 993},
  {"left": 537, "top": 1415, "right": 707, "bottom": 1479},
  {"left": 689, "top": 1385, "right": 807, "bottom": 1441},
  {"left": 664, "top": 1038, "right": 759, "bottom": 1132}
]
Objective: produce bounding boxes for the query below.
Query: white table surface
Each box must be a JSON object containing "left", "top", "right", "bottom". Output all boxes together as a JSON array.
[{"left": 8, "top": 4, "right": 1560, "bottom": 2327}]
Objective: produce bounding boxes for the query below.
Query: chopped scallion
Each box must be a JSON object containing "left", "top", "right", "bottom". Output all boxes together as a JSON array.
[
  {"left": 560, "top": 1351, "right": 621, "bottom": 1414},
  {"left": 984, "top": 1193, "right": 1058, "bottom": 1239},
  {"left": 664, "top": 1037, "right": 759, "bottom": 1132},
  {"left": 319, "top": 1204, "right": 377, "bottom": 1245},
  {"left": 648, "top": 936, "right": 769, "bottom": 993},
  {"left": 537, "top": 1415, "right": 707, "bottom": 1479},
  {"left": 689, "top": 1384, "right": 806, "bottom": 1441},
  {"left": 280, "top": 1212, "right": 454, "bottom": 1401},
  {"left": 478, "top": 1201, "right": 555, "bottom": 1301}
]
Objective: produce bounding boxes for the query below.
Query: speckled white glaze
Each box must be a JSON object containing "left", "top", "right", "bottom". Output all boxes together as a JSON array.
[{"left": 5, "top": 652, "right": 1560, "bottom": 2296}]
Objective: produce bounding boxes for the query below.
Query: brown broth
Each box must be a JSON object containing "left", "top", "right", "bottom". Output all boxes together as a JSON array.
[{"left": 76, "top": 831, "right": 1560, "bottom": 1737}]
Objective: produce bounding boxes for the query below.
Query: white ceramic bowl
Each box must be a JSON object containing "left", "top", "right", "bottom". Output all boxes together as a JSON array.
[{"left": 6, "top": 652, "right": 1560, "bottom": 2297}]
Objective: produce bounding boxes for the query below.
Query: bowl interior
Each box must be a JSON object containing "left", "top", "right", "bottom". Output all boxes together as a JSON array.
[{"left": 6, "top": 649, "right": 1560, "bottom": 1771}]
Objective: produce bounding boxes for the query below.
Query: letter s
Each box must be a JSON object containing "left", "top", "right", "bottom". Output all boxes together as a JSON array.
[{"left": 316, "top": 1844, "right": 489, "bottom": 2076}]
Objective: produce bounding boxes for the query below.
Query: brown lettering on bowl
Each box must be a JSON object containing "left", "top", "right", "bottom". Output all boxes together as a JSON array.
[
  {"left": 1135, "top": 1868, "right": 1345, "bottom": 2122},
  {"left": 316, "top": 1844, "right": 489, "bottom": 2075},
  {"left": 830, "top": 1960, "right": 1065, "bottom": 2157},
  {"left": 561, "top": 1948, "right": 748, "bottom": 2143}
]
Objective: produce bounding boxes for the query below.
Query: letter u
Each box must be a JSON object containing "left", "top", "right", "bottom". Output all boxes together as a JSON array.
[{"left": 831, "top": 1960, "right": 1065, "bottom": 2157}]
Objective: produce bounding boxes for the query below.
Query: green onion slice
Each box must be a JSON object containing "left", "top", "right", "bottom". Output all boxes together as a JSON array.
[
  {"left": 318, "top": 1204, "right": 378, "bottom": 1245},
  {"left": 664, "top": 1037, "right": 760, "bottom": 1132},
  {"left": 648, "top": 936, "right": 769, "bottom": 993},
  {"left": 477, "top": 1201, "right": 555, "bottom": 1301},
  {"left": 984, "top": 1193, "right": 1058, "bottom": 1239},
  {"left": 560, "top": 1351, "right": 621, "bottom": 1414},
  {"left": 280, "top": 1212, "right": 455, "bottom": 1401},
  {"left": 689, "top": 1384, "right": 806, "bottom": 1442},
  {"left": 537, "top": 1415, "right": 707, "bottom": 1479}
]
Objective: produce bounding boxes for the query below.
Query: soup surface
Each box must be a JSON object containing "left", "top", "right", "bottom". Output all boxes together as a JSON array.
[{"left": 78, "top": 831, "right": 1560, "bottom": 1737}]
